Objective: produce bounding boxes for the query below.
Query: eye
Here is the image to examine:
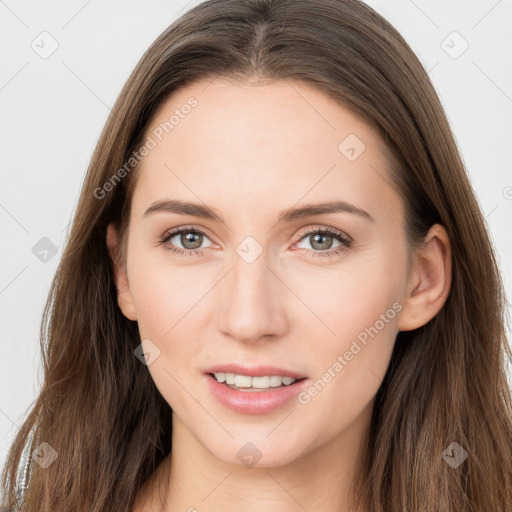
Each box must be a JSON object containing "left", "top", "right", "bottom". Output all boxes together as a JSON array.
[
  {"left": 294, "top": 227, "right": 352, "bottom": 258},
  {"left": 158, "top": 226, "right": 213, "bottom": 257},
  {"left": 158, "top": 225, "right": 352, "bottom": 259}
]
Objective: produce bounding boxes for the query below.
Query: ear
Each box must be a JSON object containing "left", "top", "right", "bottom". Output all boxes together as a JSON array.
[
  {"left": 106, "top": 222, "right": 137, "bottom": 321},
  {"left": 397, "top": 224, "right": 452, "bottom": 331}
]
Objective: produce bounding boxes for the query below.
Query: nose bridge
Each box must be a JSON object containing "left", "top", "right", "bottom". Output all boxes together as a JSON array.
[{"left": 216, "top": 241, "right": 287, "bottom": 342}]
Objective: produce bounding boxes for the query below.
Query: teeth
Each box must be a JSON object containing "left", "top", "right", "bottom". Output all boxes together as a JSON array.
[
  {"left": 269, "top": 375, "right": 282, "bottom": 387},
  {"left": 234, "top": 374, "right": 252, "bottom": 387},
  {"left": 252, "top": 376, "right": 270, "bottom": 388},
  {"left": 212, "top": 372, "right": 298, "bottom": 389}
]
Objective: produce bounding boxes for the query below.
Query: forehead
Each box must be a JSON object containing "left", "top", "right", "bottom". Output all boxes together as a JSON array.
[{"left": 132, "top": 77, "right": 400, "bottom": 224}]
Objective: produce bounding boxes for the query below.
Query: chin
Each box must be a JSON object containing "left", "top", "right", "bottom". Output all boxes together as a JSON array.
[{"left": 201, "top": 429, "right": 312, "bottom": 469}]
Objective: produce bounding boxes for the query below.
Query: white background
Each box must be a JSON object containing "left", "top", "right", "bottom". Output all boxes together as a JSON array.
[{"left": 1, "top": 0, "right": 511, "bottom": 469}]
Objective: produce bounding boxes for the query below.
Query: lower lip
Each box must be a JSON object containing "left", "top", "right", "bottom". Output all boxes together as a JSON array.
[{"left": 206, "top": 374, "right": 308, "bottom": 415}]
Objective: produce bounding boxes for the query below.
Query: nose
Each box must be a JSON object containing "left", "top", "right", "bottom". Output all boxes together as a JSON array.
[{"left": 216, "top": 250, "right": 289, "bottom": 344}]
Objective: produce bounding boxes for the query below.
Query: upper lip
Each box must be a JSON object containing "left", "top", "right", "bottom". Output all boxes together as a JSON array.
[{"left": 204, "top": 364, "right": 306, "bottom": 379}]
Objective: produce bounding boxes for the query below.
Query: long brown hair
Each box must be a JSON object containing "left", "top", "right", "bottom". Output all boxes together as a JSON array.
[{"left": 2, "top": 1, "right": 511, "bottom": 510}]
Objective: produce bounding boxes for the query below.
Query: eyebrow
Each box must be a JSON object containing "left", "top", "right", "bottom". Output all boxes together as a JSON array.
[{"left": 143, "top": 198, "right": 374, "bottom": 223}]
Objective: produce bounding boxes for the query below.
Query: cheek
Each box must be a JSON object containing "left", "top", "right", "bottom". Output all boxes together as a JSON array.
[
  {"left": 300, "top": 324, "right": 396, "bottom": 448},
  {"left": 281, "top": 243, "right": 404, "bottom": 348},
  {"left": 284, "top": 250, "right": 403, "bottom": 429},
  {"left": 126, "top": 254, "right": 218, "bottom": 403},
  {"left": 128, "top": 246, "right": 213, "bottom": 341},
  {"left": 293, "top": 290, "right": 399, "bottom": 450},
  {"left": 292, "top": 265, "right": 399, "bottom": 388}
]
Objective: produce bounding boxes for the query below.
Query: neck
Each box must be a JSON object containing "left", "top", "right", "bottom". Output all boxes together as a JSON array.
[{"left": 149, "top": 403, "right": 373, "bottom": 512}]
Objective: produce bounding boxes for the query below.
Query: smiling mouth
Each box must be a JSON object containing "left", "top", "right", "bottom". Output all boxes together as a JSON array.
[{"left": 209, "top": 372, "right": 306, "bottom": 391}]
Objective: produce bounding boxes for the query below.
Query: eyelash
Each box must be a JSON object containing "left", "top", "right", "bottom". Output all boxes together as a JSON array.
[{"left": 157, "top": 226, "right": 352, "bottom": 259}]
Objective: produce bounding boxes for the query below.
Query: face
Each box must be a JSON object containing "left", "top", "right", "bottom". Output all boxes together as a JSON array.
[{"left": 110, "top": 77, "right": 414, "bottom": 467}]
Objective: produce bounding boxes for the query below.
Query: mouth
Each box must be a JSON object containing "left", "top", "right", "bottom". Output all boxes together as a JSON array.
[
  {"left": 205, "top": 367, "right": 309, "bottom": 414},
  {"left": 208, "top": 372, "right": 307, "bottom": 392}
]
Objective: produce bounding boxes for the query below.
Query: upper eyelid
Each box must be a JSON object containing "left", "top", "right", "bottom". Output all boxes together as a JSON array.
[{"left": 296, "top": 225, "right": 351, "bottom": 240}]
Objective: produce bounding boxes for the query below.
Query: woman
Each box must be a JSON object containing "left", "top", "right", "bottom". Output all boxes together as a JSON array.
[{"left": 2, "top": 0, "right": 511, "bottom": 510}]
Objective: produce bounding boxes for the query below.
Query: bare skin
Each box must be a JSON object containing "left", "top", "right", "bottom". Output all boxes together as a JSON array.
[{"left": 107, "top": 77, "right": 452, "bottom": 511}]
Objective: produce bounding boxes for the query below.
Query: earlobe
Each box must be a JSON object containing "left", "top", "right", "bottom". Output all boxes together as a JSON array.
[
  {"left": 106, "top": 222, "right": 137, "bottom": 321},
  {"left": 397, "top": 224, "right": 452, "bottom": 331}
]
